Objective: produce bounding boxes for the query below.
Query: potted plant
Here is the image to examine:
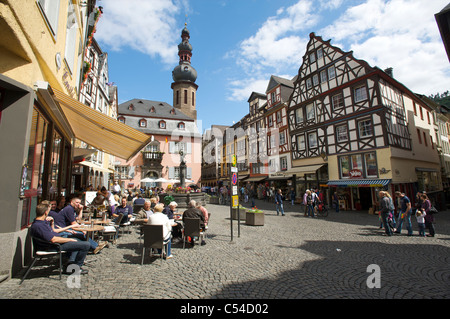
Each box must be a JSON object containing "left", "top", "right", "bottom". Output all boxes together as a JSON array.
[{"left": 245, "top": 207, "right": 264, "bottom": 226}]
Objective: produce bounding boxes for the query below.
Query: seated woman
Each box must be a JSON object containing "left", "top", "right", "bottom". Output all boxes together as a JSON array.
[{"left": 147, "top": 203, "right": 173, "bottom": 259}]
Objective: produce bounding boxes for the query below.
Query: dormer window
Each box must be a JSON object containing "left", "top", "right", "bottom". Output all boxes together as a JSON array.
[
  {"left": 128, "top": 104, "right": 135, "bottom": 111},
  {"left": 170, "top": 108, "right": 176, "bottom": 115},
  {"left": 118, "top": 116, "right": 125, "bottom": 124},
  {"left": 139, "top": 119, "right": 147, "bottom": 127},
  {"left": 150, "top": 106, "right": 156, "bottom": 113},
  {"left": 178, "top": 122, "right": 185, "bottom": 130},
  {"left": 159, "top": 120, "right": 166, "bottom": 129}
]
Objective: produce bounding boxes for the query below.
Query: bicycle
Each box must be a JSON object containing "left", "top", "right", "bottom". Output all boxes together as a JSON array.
[{"left": 315, "top": 202, "right": 329, "bottom": 217}]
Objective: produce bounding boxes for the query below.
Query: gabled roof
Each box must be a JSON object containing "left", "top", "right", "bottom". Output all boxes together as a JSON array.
[
  {"left": 266, "top": 75, "right": 295, "bottom": 93},
  {"left": 118, "top": 99, "right": 193, "bottom": 121},
  {"left": 247, "top": 92, "right": 266, "bottom": 103}
]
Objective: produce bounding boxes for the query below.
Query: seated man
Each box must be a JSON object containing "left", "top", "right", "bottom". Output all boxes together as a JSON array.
[
  {"left": 162, "top": 201, "right": 177, "bottom": 219},
  {"left": 182, "top": 200, "right": 206, "bottom": 246},
  {"left": 113, "top": 197, "right": 133, "bottom": 223},
  {"left": 134, "top": 200, "right": 153, "bottom": 224},
  {"left": 133, "top": 194, "right": 146, "bottom": 205},
  {"left": 30, "top": 202, "right": 90, "bottom": 274},
  {"left": 147, "top": 203, "right": 173, "bottom": 259},
  {"left": 163, "top": 201, "right": 182, "bottom": 238},
  {"left": 53, "top": 197, "right": 104, "bottom": 254}
]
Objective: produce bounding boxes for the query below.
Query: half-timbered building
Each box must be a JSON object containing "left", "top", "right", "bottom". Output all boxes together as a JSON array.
[
  {"left": 265, "top": 75, "right": 295, "bottom": 188},
  {"left": 288, "top": 33, "right": 442, "bottom": 211}
]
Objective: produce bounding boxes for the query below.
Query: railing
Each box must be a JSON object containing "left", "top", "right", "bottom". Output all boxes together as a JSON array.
[{"left": 142, "top": 151, "right": 164, "bottom": 161}]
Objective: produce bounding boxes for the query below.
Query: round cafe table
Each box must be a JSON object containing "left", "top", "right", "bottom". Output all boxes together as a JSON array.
[
  {"left": 80, "top": 219, "right": 112, "bottom": 225},
  {"left": 73, "top": 224, "right": 104, "bottom": 240}
]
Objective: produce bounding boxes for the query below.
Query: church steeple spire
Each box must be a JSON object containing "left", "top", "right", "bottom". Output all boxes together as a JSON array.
[{"left": 171, "top": 24, "right": 198, "bottom": 120}]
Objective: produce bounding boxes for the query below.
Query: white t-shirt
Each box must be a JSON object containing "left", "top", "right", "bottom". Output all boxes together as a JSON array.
[{"left": 147, "top": 212, "right": 172, "bottom": 240}]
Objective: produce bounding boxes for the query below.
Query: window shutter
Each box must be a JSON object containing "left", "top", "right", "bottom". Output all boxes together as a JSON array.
[
  {"left": 169, "top": 142, "right": 175, "bottom": 153},
  {"left": 186, "top": 142, "right": 192, "bottom": 154},
  {"left": 187, "top": 167, "right": 192, "bottom": 179},
  {"left": 168, "top": 167, "right": 175, "bottom": 179}
]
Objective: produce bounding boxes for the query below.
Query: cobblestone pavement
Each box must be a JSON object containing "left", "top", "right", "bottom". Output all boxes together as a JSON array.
[{"left": 1, "top": 199, "right": 450, "bottom": 300}]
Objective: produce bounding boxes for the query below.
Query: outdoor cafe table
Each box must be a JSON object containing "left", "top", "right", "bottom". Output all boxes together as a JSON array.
[
  {"left": 73, "top": 224, "right": 104, "bottom": 240},
  {"left": 80, "top": 219, "right": 112, "bottom": 225}
]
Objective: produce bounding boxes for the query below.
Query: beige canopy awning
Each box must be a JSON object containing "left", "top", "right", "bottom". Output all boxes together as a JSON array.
[
  {"left": 50, "top": 87, "right": 152, "bottom": 161},
  {"left": 284, "top": 164, "right": 325, "bottom": 175}
]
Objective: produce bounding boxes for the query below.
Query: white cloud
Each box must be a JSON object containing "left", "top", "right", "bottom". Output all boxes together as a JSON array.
[
  {"left": 227, "top": 77, "right": 270, "bottom": 101},
  {"left": 320, "top": 0, "right": 450, "bottom": 94},
  {"left": 237, "top": 0, "right": 317, "bottom": 73},
  {"left": 228, "top": 0, "right": 450, "bottom": 102},
  {"left": 227, "top": 0, "right": 318, "bottom": 101},
  {"left": 95, "top": 0, "right": 183, "bottom": 65}
]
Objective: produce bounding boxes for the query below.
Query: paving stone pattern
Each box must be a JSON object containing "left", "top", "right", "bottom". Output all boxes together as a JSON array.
[{"left": 1, "top": 200, "right": 450, "bottom": 299}]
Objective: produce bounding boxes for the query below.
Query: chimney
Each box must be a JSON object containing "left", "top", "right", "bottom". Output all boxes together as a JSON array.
[{"left": 384, "top": 67, "right": 393, "bottom": 77}]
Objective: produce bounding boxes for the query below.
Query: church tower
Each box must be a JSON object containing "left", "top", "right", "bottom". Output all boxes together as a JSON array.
[{"left": 171, "top": 24, "right": 198, "bottom": 120}]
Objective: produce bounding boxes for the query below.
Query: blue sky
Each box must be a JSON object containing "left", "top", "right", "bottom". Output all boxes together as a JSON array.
[{"left": 95, "top": 0, "right": 450, "bottom": 132}]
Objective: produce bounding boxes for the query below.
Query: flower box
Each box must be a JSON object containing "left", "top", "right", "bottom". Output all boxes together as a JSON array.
[
  {"left": 245, "top": 209, "right": 264, "bottom": 226},
  {"left": 231, "top": 207, "right": 246, "bottom": 220}
]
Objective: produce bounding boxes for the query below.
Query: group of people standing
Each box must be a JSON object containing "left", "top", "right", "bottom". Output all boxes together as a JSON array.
[{"left": 378, "top": 191, "right": 436, "bottom": 237}]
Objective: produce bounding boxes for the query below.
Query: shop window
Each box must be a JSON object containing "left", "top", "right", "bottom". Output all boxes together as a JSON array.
[{"left": 364, "top": 153, "right": 378, "bottom": 177}]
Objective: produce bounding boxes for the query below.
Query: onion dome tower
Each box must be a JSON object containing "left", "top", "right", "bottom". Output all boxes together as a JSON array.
[{"left": 171, "top": 24, "right": 198, "bottom": 120}]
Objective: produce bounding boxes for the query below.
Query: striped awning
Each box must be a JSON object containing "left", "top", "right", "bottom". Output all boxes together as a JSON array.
[
  {"left": 327, "top": 179, "right": 391, "bottom": 187},
  {"left": 47, "top": 86, "right": 153, "bottom": 161}
]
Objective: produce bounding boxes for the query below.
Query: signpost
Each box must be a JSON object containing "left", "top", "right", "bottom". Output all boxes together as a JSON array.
[{"left": 230, "top": 155, "right": 239, "bottom": 241}]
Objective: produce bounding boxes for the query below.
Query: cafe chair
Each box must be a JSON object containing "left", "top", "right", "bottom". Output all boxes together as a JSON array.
[
  {"left": 133, "top": 204, "right": 144, "bottom": 215},
  {"left": 101, "top": 213, "right": 123, "bottom": 244},
  {"left": 141, "top": 224, "right": 168, "bottom": 265},
  {"left": 182, "top": 218, "right": 203, "bottom": 249},
  {"left": 20, "top": 236, "right": 66, "bottom": 284}
]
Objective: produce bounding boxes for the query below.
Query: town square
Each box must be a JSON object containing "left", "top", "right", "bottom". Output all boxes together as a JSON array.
[{"left": 1, "top": 0, "right": 450, "bottom": 305}]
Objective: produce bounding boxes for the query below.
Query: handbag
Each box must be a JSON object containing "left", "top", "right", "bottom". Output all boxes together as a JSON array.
[{"left": 429, "top": 206, "right": 439, "bottom": 215}]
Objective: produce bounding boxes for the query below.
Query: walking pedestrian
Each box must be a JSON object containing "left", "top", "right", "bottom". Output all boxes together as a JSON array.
[
  {"left": 290, "top": 188, "right": 296, "bottom": 206},
  {"left": 303, "top": 190, "right": 309, "bottom": 216},
  {"left": 378, "top": 191, "right": 393, "bottom": 236},
  {"left": 332, "top": 192, "right": 339, "bottom": 213},
  {"left": 394, "top": 191, "right": 412, "bottom": 236},
  {"left": 420, "top": 194, "right": 435, "bottom": 237},
  {"left": 305, "top": 190, "right": 315, "bottom": 218},
  {"left": 415, "top": 209, "right": 426, "bottom": 237},
  {"left": 275, "top": 189, "right": 285, "bottom": 216}
]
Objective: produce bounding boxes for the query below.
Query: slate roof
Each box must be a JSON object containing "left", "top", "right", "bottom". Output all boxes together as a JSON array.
[{"left": 118, "top": 99, "right": 193, "bottom": 121}]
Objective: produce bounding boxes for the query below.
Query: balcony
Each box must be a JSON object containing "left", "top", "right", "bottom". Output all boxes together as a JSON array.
[{"left": 142, "top": 151, "right": 164, "bottom": 168}]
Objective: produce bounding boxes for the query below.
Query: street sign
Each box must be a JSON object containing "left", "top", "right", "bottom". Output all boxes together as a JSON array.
[
  {"left": 232, "top": 195, "right": 239, "bottom": 208},
  {"left": 231, "top": 172, "right": 238, "bottom": 185},
  {"left": 231, "top": 154, "right": 237, "bottom": 167}
]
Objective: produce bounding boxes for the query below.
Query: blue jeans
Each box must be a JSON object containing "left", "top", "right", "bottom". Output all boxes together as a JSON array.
[
  {"left": 276, "top": 203, "right": 285, "bottom": 215},
  {"left": 59, "top": 239, "right": 91, "bottom": 267},
  {"left": 306, "top": 204, "right": 315, "bottom": 217},
  {"left": 396, "top": 210, "right": 412, "bottom": 235},
  {"left": 380, "top": 211, "right": 392, "bottom": 235},
  {"left": 157, "top": 238, "right": 172, "bottom": 257},
  {"left": 60, "top": 231, "right": 98, "bottom": 250}
]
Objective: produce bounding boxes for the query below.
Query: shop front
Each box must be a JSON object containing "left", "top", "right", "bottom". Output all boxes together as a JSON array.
[{"left": 327, "top": 179, "right": 391, "bottom": 211}]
